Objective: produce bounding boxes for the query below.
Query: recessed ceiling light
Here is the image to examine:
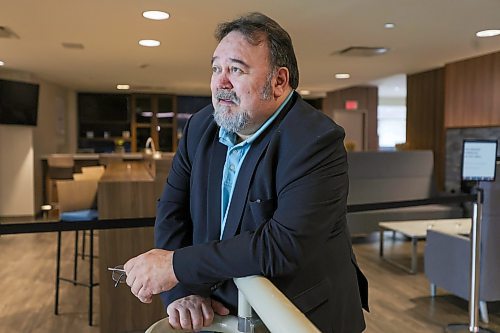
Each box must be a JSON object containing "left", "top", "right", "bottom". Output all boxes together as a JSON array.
[
  {"left": 139, "top": 39, "right": 160, "bottom": 47},
  {"left": 143, "top": 10, "right": 170, "bottom": 20},
  {"left": 299, "top": 90, "right": 311, "bottom": 96},
  {"left": 476, "top": 29, "right": 500, "bottom": 38},
  {"left": 117, "top": 84, "right": 130, "bottom": 90},
  {"left": 384, "top": 23, "right": 395, "bottom": 29},
  {"left": 0, "top": 60, "right": 4, "bottom": 66},
  {"left": 335, "top": 73, "right": 351, "bottom": 79}
]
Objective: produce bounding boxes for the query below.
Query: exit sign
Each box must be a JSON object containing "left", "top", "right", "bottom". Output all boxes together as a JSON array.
[{"left": 345, "top": 100, "right": 358, "bottom": 110}]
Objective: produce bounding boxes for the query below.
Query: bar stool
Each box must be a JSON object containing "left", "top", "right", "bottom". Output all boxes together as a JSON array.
[
  {"left": 54, "top": 179, "right": 99, "bottom": 326},
  {"left": 46, "top": 154, "right": 74, "bottom": 210},
  {"left": 73, "top": 168, "right": 104, "bottom": 260}
]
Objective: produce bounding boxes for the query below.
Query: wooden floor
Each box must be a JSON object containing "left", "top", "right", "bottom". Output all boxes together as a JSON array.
[{"left": 0, "top": 231, "right": 498, "bottom": 333}]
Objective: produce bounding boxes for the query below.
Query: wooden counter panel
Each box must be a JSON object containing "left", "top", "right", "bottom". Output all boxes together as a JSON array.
[
  {"left": 98, "top": 174, "right": 163, "bottom": 332},
  {"left": 98, "top": 181, "right": 155, "bottom": 219},
  {"left": 99, "top": 227, "right": 165, "bottom": 333}
]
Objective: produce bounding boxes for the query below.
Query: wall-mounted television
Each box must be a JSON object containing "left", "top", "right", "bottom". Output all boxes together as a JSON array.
[{"left": 0, "top": 79, "right": 40, "bottom": 126}]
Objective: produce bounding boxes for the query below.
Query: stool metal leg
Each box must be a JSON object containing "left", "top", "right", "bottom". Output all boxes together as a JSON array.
[
  {"left": 55, "top": 230, "right": 62, "bottom": 315},
  {"left": 73, "top": 230, "right": 78, "bottom": 285},
  {"left": 479, "top": 301, "right": 489, "bottom": 324},
  {"left": 82, "top": 230, "right": 86, "bottom": 260},
  {"left": 89, "top": 229, "right": 94, "bottom": 326},
  {"left": 410, "top": 237, "right": 418, "bottom": 274}
]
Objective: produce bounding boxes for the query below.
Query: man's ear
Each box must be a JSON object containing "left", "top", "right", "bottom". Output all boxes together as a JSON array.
[{"left": 273, "top": 67, "right": 290, "bottom": 99}]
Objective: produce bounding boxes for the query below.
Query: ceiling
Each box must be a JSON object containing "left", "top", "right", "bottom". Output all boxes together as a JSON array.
[{"left": 1, "top": 0, "right": 500, "bottom": 98}]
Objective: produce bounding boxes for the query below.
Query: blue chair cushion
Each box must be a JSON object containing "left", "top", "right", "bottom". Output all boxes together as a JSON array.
[{"left": 60, "top": 209, "right": 98, "bottom": 222}]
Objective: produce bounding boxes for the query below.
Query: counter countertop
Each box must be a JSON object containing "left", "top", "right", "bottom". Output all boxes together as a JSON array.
[{"left": 41, "top": 153, "right": 146, "bottom": 160}]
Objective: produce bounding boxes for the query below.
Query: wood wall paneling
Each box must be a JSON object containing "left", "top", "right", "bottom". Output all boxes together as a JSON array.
[
  {"left": 444, "top": 51, "right": 500, "bottom": 128},
  {"left": 406, "top": 68, "right": 445, "bottom": 190}
]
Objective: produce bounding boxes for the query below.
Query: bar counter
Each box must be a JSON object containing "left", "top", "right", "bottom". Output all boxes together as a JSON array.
[{"left": 97, "top": 156, "right": 172, "bottom": 333}]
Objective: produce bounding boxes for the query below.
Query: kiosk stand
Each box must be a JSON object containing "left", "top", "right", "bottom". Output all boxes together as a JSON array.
[{"left": 446, "top": 140, "right": 497, "bottom": 333}]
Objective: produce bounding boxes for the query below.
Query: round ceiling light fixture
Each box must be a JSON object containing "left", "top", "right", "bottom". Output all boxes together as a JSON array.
[
  {"left": 143, "top": 11, "right": 170, "bottom": 20},
  {"left": 0, "top": 60, "right": 5, "bottom": 66},
  {"left": 476, "top": 29, "right": 500, "bottom": 37},
  {"left": 117, "top": 84, "right": 130, "bottom": 90},
  {"left": 335, "top": 73, "right": 351, "bottom": 79},
  {"left": 139, "top": 39, "right": 161, "bottom": 47}
]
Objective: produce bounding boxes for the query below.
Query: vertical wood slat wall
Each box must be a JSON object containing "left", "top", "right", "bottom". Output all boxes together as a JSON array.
[
  {"left": 407, "top": 50, "right": 500, "bottom": 190},
  {"left": 444, "top": 51, "right": 500, "bottom": 128},
  {"left": 322, "top": 86, "right": 379, "bottom": 150},
  {"left": 406, "top": 68, "right": 445, "bottom": 190}
]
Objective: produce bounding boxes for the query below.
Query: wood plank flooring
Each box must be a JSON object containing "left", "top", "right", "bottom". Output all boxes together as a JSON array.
[{"left": 0, "top": 231, "right": 498, "bottom": 332}]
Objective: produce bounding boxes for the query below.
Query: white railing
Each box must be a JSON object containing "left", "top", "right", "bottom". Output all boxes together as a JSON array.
[{"left": 145, "top": 275, "right": 320, "bottom": 333}]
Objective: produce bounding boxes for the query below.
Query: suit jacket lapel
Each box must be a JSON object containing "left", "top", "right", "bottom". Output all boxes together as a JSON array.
[
  {"left": 206, "top": 137, "right": 226, "bottom": 240},
  {"left": 220, "top": 129, "right": 274, "bottom": 240}
]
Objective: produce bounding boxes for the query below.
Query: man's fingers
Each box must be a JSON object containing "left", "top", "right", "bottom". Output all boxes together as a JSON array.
[
  {"left": 130, "top": 280, "right": 141, "bottom": 298},
  {"left": 211, "top": 299, "right": 230, "bottom": 315},
  {"left": 189, "top": 306, "right": 204, "bottom": 331},
  {"left": 178, "top": 309, "right": 193, "bottom": 331},
  {"left": 123, "top": 257, "right": 135, "bottom": 273},
  {"left": 137, "top": 286, "right": 153, "bottom": 303},
  {"left": 166, "top": 295, "right": 222, "bottom": 331},
  {"left": 201, "top": 301, "right": 215, "bottom": 326},
  {"left": 167, "top": 308, "right": 181, "bottom": 329}
]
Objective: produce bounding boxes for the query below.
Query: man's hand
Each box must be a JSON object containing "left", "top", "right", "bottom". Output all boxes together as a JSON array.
[
  {"left": 167, "top": 295, "right": 230, "bottom": 331},
  {"left": 124, "top": 249, "right": 179, "bottom": 303}
]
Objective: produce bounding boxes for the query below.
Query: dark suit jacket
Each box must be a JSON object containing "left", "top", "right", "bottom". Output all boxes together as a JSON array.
[{"left": 155, "top": 92, "right": 368, "bottom": 333}]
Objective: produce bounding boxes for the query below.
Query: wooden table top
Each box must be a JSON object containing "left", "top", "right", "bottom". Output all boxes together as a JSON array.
[{"left": 379, "top": 218, "right": 471, "bottom": 238}]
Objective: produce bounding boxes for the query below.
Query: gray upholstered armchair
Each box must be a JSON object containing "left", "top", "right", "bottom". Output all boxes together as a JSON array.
[{"left": 424, "top": 163, "right": 500, "bottom": 323}]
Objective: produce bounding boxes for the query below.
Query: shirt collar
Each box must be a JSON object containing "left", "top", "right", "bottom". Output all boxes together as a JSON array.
[{"left": 218, "top": 91, "right": 294, "bottom": 148}]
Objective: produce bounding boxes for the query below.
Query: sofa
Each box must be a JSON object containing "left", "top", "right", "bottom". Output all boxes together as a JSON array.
[
  {"left": 424, "top": 162, "right": 500, "bottom": 323},
  {"left": 346, "top": 150, "right": 464, "bottom": 235}
]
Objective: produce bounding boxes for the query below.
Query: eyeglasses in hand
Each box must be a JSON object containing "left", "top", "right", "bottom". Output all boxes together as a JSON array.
[{"left": 108, "top": 265, "right": 126, "bottom": 287}]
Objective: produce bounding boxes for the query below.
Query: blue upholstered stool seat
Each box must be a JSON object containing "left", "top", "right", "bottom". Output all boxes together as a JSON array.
[{"left": 60, "top": 209, "right": 98, "bottom": 221}]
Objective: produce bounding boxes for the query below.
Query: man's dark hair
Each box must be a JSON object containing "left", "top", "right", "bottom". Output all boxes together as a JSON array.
[{"left": 215, "top": 12, "right": 299, "bottom": 89}]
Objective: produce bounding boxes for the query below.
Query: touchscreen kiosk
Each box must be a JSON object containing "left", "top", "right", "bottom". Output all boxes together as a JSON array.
[{"left": 461, "top": 139, "right": 498, "bottom": 182}]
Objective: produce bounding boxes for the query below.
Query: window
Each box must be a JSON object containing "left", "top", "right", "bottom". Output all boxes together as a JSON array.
[{"left": 377, "top": 105, "right": 406, "bottom": 149}]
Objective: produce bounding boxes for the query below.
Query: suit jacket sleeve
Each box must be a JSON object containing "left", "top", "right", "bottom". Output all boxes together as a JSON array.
[
  {"left": 172, "top": 124, "right": 349, "bottom": 286},
  {"left": 154, "top": 115, "right": 210, "bottom": 306}
]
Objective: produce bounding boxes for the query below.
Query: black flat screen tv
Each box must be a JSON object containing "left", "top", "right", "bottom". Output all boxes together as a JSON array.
[{"left": 0, "top": 79, "right": 39, "bottom": 126}]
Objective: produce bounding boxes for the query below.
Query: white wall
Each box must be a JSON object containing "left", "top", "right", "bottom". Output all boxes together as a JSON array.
[
  {"left": 0, "top": 69, "right": 76, "bottom": 216},
  {"left": 0, "top": 125, "right": 35, "bottom": 216}
]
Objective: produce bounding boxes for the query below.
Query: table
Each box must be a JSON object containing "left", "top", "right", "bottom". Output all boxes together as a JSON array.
[{"left": 379, "top": 218, "right": 471, "bottom": 274}]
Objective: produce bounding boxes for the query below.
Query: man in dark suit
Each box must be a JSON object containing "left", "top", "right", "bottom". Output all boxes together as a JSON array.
[{"left": 124, "top": 12, "right": 368, "bottom": 332}]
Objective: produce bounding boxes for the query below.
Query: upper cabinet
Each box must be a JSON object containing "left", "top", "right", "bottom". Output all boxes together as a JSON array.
[
  {"left": 77, "top": 93, "right": 211, "bottom": 153},
  {"left": 78, "top": 93, "right": 131, "bottom": 153},
  {"left": 131, "top": 94, "right": 177, "bottom": 153}
]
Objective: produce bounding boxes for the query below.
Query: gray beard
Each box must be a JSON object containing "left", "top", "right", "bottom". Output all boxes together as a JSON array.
[{"left": 213, "top": 104, "right": 251, "bottom": 133}]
